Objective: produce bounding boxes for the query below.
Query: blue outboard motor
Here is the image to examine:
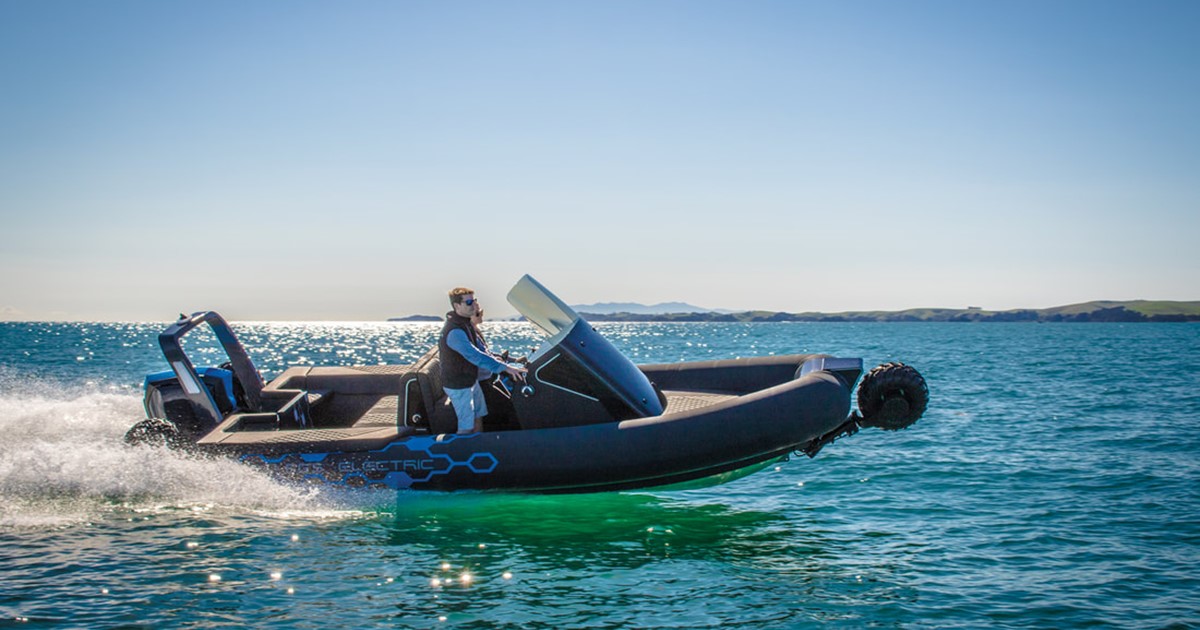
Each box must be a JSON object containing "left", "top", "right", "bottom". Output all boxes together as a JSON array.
[{"left": 144, "top": 367, "right": 240, "bottom": 437}]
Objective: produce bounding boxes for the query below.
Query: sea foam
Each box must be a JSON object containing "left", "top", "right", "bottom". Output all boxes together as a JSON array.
[{"left": 0, "top": 372, "right": 329, "bottom": 529}]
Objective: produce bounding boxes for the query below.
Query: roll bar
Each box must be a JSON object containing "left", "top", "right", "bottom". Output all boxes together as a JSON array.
[{"left": 158, "top": 311, "right": 265, "bottom": 426}]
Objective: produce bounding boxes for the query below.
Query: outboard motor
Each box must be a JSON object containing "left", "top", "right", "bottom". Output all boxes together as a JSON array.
[{"left": 143, "top": 365, "right": 243, "bottom": 437}]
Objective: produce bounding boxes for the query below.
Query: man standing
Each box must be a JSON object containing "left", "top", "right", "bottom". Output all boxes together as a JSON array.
[{"left": 439, "top": 287, "right": 527, "bottom": 434}]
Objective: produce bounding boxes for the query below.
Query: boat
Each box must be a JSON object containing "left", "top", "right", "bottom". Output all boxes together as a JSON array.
[{"left": 125, "top": 275, "right": 928, "bottom": 493}]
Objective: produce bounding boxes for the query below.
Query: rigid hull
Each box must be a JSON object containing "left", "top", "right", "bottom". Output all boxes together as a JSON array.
[{"left": 232, "top": 357, "right": 855, "bottom": 493}]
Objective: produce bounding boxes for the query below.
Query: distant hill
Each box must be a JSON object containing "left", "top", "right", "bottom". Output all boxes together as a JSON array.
[
  {"left": 387, "top": 315, "right": 441, "bottom": 322},
  {"left": 577, "top": 300, "right": 1200, "bottom": 323},
  {"left": 570, "top": 301, "right": 729, "bottom": 315}
]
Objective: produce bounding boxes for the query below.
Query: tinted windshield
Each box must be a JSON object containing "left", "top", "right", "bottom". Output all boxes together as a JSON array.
[{"left": 506, "top": 274, "right": 580, "bottom": 337}]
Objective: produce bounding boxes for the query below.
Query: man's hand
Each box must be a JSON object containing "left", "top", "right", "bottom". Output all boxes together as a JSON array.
[{"left": 504, "top": 365, "right": 528, "bottom": 381}]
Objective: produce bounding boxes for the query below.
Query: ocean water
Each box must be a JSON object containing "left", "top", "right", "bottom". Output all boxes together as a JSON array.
[{"left": 1, "top": 320, "right": 1198, "bottom": 628}]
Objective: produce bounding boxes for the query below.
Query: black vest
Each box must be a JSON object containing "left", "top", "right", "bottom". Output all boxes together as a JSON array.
[{"left": 439, "top": 312, "right": 483, "bottom": 389}]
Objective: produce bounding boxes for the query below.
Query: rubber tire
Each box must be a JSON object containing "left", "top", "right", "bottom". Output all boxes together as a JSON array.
[
  {"left": 856, "top": 362, "right": 928, "bottom": 431},
  {"left": 124, "top": 418, "right": 187, "bottom": 449}
]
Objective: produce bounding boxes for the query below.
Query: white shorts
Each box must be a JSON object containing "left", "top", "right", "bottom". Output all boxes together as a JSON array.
[{"left": 443, "top": 382, "right": 488, "bottom": 433}]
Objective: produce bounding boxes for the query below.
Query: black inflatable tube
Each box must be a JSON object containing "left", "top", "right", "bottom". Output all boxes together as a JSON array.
[
  {"left": 639, "top": 354, "right": 827, "bottom": 394},
  {"left": 410, "top": 370, "right": 852, "bottom": 493}
]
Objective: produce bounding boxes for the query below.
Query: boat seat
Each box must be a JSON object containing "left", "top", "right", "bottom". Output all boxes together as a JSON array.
[{"left": 408, "top": 347, "right": 459, "bottom": 434}]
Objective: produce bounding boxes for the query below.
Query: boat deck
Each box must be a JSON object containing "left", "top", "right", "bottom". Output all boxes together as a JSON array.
[
  {"left": 354, "top": 397, "right": 401, "bottom": 427},
  {"left": 661, "top": 390, "right": 739, "bottom": 414},
  {"left": 346, "top": 389, "right": 739, "bottom": 429},
  {"left": 266, "top": 363, "right": 744, "bottom": 431},
  {"left": 196, "top": 386, "right": 747, "bottom": 446}
]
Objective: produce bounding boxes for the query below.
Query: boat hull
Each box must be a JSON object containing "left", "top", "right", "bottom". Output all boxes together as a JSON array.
[{"left": 239, "top": 369, "right": 852, "bottom": 493}]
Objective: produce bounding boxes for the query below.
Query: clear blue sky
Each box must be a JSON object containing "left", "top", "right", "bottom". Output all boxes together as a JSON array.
[{"left": 2, "top": 0, "right": 1197, "bottom": 321}]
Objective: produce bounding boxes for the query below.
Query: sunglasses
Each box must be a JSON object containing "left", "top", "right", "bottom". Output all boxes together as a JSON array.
[{"left": 461, "top": 298, "right": 477, "bottom": 306}]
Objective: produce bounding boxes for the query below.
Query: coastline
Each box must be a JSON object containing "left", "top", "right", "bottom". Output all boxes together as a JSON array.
[
  {"left": 388, "top": 300, "right": 1200, "bottom": 323},
  {"left": 579, "top": 300, "right": 1200, "bottom": 323}
]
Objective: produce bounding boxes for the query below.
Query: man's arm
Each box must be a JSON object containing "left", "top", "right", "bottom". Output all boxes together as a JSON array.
[{"left": 446, "top": 329, "right": 510, "bottom": 373}]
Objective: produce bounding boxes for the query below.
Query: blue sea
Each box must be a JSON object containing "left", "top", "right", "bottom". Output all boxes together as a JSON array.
[{"left": 1, "top": 321, "right": 1197, "bottom": 628}]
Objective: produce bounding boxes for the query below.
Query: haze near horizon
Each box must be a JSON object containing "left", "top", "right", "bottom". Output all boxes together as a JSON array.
[{"left": 2, "top": 1, "right": 1197, "bottom": 321}]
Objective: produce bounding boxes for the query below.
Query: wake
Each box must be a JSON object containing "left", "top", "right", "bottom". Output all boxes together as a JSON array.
[{"left": 0, "top": 373, "right": 339, "bottom": 529}]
